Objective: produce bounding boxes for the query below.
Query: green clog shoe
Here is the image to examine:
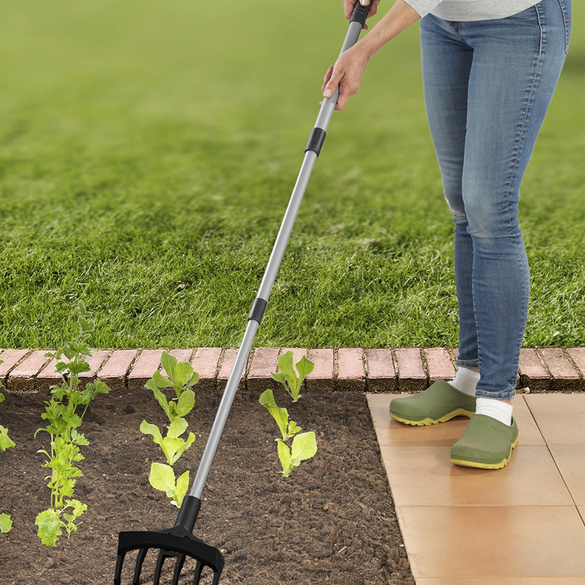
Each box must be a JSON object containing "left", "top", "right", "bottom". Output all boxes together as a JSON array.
[
  {"left": 450, "top": 414, "right": 519, "bottom": 470},
  {"left": 389, "top": 379, "right": 476, "bottom": 426}
]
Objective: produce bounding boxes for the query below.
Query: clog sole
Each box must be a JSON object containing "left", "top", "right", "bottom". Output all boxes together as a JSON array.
[
  {"left": 389, "top": 408, "right": 475, "bottom": 427},
  {"left": 450, "top": 434, "right": 519, "bottom": 469}
]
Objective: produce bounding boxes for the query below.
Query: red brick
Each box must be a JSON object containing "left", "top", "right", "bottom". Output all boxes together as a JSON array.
[
  {"left": 98, "top": 349, "right": 138, "bottom": 389},
  {"left": 217, "top": 348, "right": 248, "bottom": 391},
  {"left": 567, "top": 347, "right": 585, "bottom": 385},
  {"left": 128, "top": 349, "right": 164, "bottom": 389},
  {"left": 518, "top": 348, "right": 550, "bottom": 391},
  {"left": 306, "top": 348, "right": 334, "bottom": 391},
  {"left": 395, "top": 348, "right": 426, "bottom": 392},
  {"left": 424, "top": 347, "right": 455, "bottom": 383},
  {"left": 538, "top": 347, "right": 579, "bottom": 391},
  {"left": 190, "top": 348, "right": 221, "bottom": 390},
  {"left": 8, "top": 350, "right": 52, "bottom": 392},
  {"left": 0, "top": 349, "right": 29, "bottom": 383},
  {"left": 365, "top": 348, "right": 396, "bottom": 392},
  {"left": 247, "top": 347, "right": 280, "bottom": 392},
  {"left": 336, "top": 348, "right": 365, "bottom": 392}
]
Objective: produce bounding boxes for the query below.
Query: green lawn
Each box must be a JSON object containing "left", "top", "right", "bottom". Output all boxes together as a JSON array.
[{"left": 0, "top": 0, "right": 583, "bottom": 349}]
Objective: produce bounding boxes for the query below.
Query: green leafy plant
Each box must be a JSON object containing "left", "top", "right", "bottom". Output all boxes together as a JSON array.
[
  {"left": 0, "top": 388, "right": 15, "bottom": 453},
  {"left": 259, "top": 389, "right": 317, "bottom": 477},
  {"left": 34, "top": 315, "right": 110, "bottom": 546},
  {"left": 271, "top": 351, "right": 314, "bottom": 402},
  {"left": 141, "top": 351, "right": 198, "bottom": 507},
  {"left": 260, "top": 353, "right": 318, "bottom": 477},
  {"left": 1, "top": 362, "right": 14, "bottom": 534}
]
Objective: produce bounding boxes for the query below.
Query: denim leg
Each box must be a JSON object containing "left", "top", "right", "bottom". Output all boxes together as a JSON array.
[
  {"left": 421, "top": 17, "right": 479, "bottom": 370},
  {"left": 421, "top": 0, "right": 570, "bottom": 399}
]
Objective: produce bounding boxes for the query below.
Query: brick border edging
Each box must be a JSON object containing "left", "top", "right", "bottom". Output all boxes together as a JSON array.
[{"left": 1, "top": 346, "right": 584, "bottom": 394}]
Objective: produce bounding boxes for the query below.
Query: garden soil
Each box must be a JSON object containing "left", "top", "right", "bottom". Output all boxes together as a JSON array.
[{"left": 0, "top": 383, "right": 414, "bottom": 585}]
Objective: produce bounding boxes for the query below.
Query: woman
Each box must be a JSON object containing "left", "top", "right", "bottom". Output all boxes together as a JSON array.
[{"left": 323, "top": 0, "right": 572, "bottom": 469}]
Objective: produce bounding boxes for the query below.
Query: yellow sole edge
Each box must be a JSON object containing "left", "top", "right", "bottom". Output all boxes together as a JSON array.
[
  {"left": 450, "top": 435, "right": 519, "bottom": 470},
  {"left": 389, "top": 408, "right": 475, "bottom": 427}
]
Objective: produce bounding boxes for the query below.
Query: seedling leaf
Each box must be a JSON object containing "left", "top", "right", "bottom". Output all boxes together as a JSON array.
[
  {"left": 35, "top": 508, "right": 62, "bottom": 547},
  {"left": 148, "top": 462, "right": 176, "bottom": 498},
  {"left": 175, "top": 389, "right": 195, "bottom": 418},
  {"left": 172, "top": 361, "right": 197, "bottom": 393},
  {"left": 295, "top": 356, "right": 315, "bottom": 391},
  {"left": 140, "top": 421, "right": 164, "bottom": 445},
  {"left": 167, "top": 417, "right": 188, "bottom": 439},
  {"left": 153, "top": 369, "right": 172, "bottom": 389},
  {"left": 0, "top": 425, "right": 15, "bottom": 451},
  {"left": 173, "top": 470, "right": 190, "bottom": 508},
  {"left": 0, "top": 513, "right": 12, "bottom": 534},
  {"left": 259, "top": 389, "right": 289, "bottom": 440},
  {"left": 160, "top": 352, "right": 178, "bottom": 381},
  {"left": 291, "top": 432, "right": 317, "bottom": 466},
  {"left": 276, "top": 439, "right": 293, "bottom": 477}
]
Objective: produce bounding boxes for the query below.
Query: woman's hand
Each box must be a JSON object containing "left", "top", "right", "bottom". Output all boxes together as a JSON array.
[
  {"left": 323, "top": 0, "right": 420, "bottom": 110},
  {"left": 321, "top": 44, "right": 371, "bottom": 111},
  {"left": 343, "top": 0, "right": 382, "bottom": 28}
]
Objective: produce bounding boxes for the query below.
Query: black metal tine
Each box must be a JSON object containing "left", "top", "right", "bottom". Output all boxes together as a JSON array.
[
  {"left": 153, "top": 550, "right": 169, "bottom": 585},
  {"left": 212, "top": 568, "right": 221, "bottom": 585},
  {"left": 171, "top": 552, "right": 187, "bottom": 585},
  {"left": 192, "top": 560, "right": 204, "bottom": 585},
  {"left": 133, "top": 547, "right": 149, "bottom": 585},
  {"left": 114, "top": 551, "right": 126, "bottom": 585}
]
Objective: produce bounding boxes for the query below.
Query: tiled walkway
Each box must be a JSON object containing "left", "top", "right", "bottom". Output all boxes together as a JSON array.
[
  {"left": 2, "top": 346, "right": 585, "bottom": 583},
  {"left": 368, "top": 393, "right": 585, "bottom": 584}
]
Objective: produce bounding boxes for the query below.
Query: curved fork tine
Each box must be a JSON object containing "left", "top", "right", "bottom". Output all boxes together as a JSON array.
[
  {"left": 171, "top": 553, "right": 186, "bottom": 585},
  {"left": 153, "top": 550, "right": 169, "bottom": 585},
  {"left": 133, "top": 547, "right": 149, "bottom": 585},
  {"left": 212, "top": 567, "right": 222, "bottom": 585},
  {"left": 192, "top": 560, "right": 203, "bottom": 584}
]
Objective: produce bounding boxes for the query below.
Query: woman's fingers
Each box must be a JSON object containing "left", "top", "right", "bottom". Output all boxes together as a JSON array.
[{"left": 322, "top": 47, "right": 367, "bottom": 111}]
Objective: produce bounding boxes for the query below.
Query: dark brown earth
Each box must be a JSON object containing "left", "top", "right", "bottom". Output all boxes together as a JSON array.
[{"left": 0, "top": 382, "right": 414, "bottom": 584}]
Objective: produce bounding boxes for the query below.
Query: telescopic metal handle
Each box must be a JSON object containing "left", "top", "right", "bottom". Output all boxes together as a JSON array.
[{"left": 187, "top": 0, "right": 372, "bottom": 504}]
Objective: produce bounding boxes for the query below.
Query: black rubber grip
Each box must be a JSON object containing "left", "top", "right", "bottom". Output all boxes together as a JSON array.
[
  {"left": 248, "top": 298, "right": 268, "bottom": 323},
  {"left": 305, "top": 128, "right": 327, "bottom": 157},
  {"left": 350, "top": 1, "right": 373, "bottom": 27}
]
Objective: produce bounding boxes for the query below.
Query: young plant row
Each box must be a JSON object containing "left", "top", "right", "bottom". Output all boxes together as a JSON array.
[{"left": 1, "top": 339, "right": 320, "bottom": 547}]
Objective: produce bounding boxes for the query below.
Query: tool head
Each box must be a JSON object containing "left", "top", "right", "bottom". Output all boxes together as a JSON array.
[{"left": 114, "top": 525, "right": 224, "bottom": 585}]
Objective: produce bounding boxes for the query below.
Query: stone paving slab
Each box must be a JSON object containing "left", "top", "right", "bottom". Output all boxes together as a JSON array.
[{"left": 1, "top": 347, "right": 584, "bottom": 393}]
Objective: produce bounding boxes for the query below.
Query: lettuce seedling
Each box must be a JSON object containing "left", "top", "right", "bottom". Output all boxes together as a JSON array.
[
  {"left": 259, "top": 384, "right": 318, "bottom": 478},
  {"left": 141, "top": 351, "right": 198, "bottom": 507},
  {"left": 35, "top": 315, "right": 110, "bottom": 546},
  {"left": 271, "top": 351, "right": 314, "bottom": 402}
]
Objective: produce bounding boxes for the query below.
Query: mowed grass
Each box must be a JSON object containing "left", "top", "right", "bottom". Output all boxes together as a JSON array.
[{"left": 0, "top": 0, "right": 583, "bottom": 349}]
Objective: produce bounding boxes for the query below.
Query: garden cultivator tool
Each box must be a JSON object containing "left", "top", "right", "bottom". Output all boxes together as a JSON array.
[{"left": 114, "top": 3, "right": 372, "bottom": 584}]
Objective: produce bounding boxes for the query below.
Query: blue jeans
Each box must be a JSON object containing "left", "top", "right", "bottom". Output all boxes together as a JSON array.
[{"left": 421, "top": 0, "right": 572, "bottom": 400}]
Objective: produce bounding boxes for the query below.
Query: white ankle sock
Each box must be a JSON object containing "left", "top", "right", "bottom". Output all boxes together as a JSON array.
[
  {"left": 449, "top": 367, "right": 481, "bottom": 396},
  {"left": 476, "top": 397, "right": 513, "bottom": 426}
]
